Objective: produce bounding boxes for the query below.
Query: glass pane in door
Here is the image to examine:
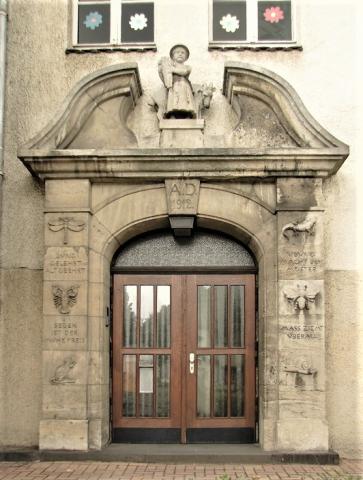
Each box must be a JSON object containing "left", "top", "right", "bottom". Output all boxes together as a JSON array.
[
  {"left": 214, "top": 355, "right": 228, "bottom": 417},
  {"left": 123, "top": 286, "right": 137, "bottom": 347},
  {"left": 231, "top": 286, "right": 245, "bottom": 347},
  {"left": 140, "top": 286, "right": 154, "bottom": 348},
  {"left": 198, "top": 286, "right": 211, "bottom": 347},
  {"left": 197, "top": 355, "right": 211, "bottom": 417}
]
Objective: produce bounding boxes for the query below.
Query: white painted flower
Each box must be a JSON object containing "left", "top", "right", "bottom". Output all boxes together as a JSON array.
[
  {"left": 220, "top": 14, "right": 240, "bottom": 33},
  {"left": 129, "top": 13, "right": 148, "bottom": 31}
]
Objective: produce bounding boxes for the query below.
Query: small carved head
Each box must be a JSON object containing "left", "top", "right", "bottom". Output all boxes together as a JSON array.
[{"left": 170, "top": 44, "right": 190, "bottom": 63}]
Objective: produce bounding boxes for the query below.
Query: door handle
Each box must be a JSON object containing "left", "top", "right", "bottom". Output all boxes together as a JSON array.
[{"left": 189, "top": 353, "right": 195, "bottom": 374}]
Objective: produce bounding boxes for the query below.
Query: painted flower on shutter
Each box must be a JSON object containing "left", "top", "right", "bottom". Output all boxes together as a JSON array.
[
  {"left": 83, "top": 11, "right": 103, "bottom": 30},
  {"left": 220, "top": 14, "right": 240, "bottom": 33},
  {"left": 263, "top": 6, "right": 285, "bottom": 23},
  {"left": 129, "top": 13, "right": 148, "bottom": 31}
]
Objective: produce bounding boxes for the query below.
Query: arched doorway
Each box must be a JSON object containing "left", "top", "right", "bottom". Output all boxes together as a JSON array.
[{"left": 111, "top": 229, "right": 258, "bottom": 443}]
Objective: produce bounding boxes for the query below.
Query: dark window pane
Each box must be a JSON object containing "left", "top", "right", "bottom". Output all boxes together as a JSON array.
[
  {"left": 78, "top": 4, "right": 110, "bottom": 44},
  {"left": 121, "top": 2, "right": 154, "bottom": 43},
  {"left": 258, "top": 1, "right": 292, "bottom": 41},
  {"left": 213, "top": 1, "right": 246, "bottom": 42}
]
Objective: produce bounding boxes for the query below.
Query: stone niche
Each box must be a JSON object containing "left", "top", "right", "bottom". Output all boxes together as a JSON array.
[{"left": 18, "top": 60, "right": 348, "bottom": 452}]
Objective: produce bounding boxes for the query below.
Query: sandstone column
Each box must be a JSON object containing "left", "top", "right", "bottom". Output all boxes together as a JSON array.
[
  {"left": 276, "top": 178, "right": 328, "bottom": 450},
  {"left": 39, "top": 180, "right": 91, "bottom": 450}
]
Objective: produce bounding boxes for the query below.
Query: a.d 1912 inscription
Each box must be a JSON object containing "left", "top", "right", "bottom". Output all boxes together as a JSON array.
[{"left": 165, "top": 179, "right": 200, "bottom": 215}]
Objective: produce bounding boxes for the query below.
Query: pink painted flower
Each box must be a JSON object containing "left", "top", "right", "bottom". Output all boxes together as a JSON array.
[{"left": 264, "top": 6, "right": 285, "bottom": 23}]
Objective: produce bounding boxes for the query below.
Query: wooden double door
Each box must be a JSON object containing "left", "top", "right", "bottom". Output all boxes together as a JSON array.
[{"left": 112, "top": 274, "right": 256, "bottom": 443}]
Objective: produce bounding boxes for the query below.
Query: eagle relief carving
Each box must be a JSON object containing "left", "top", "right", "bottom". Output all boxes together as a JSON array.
[{"left": 52, "top": 285, "right": 79, "bottom": 314}]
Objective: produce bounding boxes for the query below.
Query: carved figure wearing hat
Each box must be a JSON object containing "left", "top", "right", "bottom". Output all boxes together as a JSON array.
[{"left": 158, "top": 44, "right": 197, "bottom": 119}]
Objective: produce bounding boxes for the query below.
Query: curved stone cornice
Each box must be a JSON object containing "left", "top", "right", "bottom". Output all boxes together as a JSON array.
[
  {"left": 223, "top": 62, "right": 349, "bottom": 151},
  {"left": 23, "top": 63, "right": 142, "bottom": 150}
]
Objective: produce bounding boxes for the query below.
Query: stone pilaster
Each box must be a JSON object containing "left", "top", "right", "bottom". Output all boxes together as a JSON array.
[
  {"left": 276, "top": 178, "right": 328, "bottom": 451},
  {"left": 39, "top": 180, "right": 91, "bottom": 450}
]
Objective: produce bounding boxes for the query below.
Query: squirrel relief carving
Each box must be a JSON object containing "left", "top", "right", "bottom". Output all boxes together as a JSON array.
[
  {"left": 282, "top": 216, "right": 316, "bottom": 241},
  {"left": 50, "top": 357, "right": 77, "bottom": 385},
  {"left": 52, "top": 285, "right": 79, "bottom": 314}
]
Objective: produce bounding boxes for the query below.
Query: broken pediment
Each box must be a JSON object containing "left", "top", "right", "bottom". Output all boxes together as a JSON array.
[
  {"left": 23, "top": 63, "right": 142, "bottom": 150},
  {"left": 19, "top": 60, "right": 349, "bottom": 181},
  {"left": 223, "top": 62, "right": 347, "bottom": 150}
]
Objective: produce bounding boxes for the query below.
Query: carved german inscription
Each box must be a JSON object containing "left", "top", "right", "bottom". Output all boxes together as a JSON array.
[
  {"left": 165, "top": 179, "right": 200, "bottom": 215},
  {"left": 44, "top": 247, "right": 88, "bottom": 281},
  {"left": 43, "top": 317, "right": 87, "bottom": 350},
  {"left": 280, "top": 324, "right": 323, "bottom": 341}
]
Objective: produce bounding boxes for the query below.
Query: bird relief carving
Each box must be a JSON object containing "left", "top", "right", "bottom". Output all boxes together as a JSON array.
[
  {"left": 52, "top": 285, "right": 79, "bottom": 314},
  {"left": 283, "top": 283, "right": 320, "bottom": 320},
  {"left": 50, "top": 357, "right": 77, "bottom": 385}
]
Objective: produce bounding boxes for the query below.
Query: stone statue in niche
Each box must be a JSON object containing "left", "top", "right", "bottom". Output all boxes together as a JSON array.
[
  {"left": 158, "top": 44, "right": 197, "bottom": 119},
  {"left": 50, "top": 357, "right": 77, "bottom": 385},
  {"left": 282, "top": 216, "right": 316, "bottom": 241},
  {"left": 283, "top": 283, "right": 320, "bottom": 320},
  {"left": 52, "top": 285, "right": 79, "bottom": 314},
  {"left": 157, "top": 45, "right": 215, "bottom": 121}
]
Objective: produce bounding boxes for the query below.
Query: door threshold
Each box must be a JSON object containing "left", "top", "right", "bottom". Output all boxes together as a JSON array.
[{"left": 35, "top": 444, "right": 339, "bottom": 464}]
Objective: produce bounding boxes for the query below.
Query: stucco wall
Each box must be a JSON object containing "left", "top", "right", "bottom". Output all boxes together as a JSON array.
[{"left": 0, "top": 0, "right": 361, "bottom": 456}]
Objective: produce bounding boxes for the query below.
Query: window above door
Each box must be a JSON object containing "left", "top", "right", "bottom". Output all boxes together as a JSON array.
[
  {"left": 72, "top": 0, "right": 156, "bottom": 51},
  {"left": 209, "top": 0, "right": 301, "bottom": 51}
]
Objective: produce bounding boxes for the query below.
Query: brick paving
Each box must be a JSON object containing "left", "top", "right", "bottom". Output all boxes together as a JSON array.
[{"left": 0, "top": 459, "right": 361, "bottom": 480}]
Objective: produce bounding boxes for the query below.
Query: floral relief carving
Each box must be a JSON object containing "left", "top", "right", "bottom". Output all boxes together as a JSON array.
[{"left": 52, "top": 285, "right": 79, "bottom": 315}]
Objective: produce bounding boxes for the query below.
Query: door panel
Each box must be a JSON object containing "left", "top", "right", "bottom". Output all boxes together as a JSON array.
[
  {"left": 112, "top": 274, "right": 255, "bottom": 443},
  {"left": 185, "top": 275, "right": 255, "bottom": 440},
  {"left": 113, "top": 275, "right": 182, "bottom": 438}
]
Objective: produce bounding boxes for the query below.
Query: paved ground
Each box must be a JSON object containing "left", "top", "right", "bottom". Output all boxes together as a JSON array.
[{"left": 0, "top": 459, "right": 361, "bottom": 480}]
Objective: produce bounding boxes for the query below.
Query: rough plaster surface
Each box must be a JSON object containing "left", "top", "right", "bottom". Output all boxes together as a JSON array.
[
  {"left": 325, "top": 270, "right": 363, "bottom": 458},
  {"left": 0, "top": 0, "right": 361, "bottom": 455},
  {"left": 0, "top": 269, "right": 42, "bottom": 446}
]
